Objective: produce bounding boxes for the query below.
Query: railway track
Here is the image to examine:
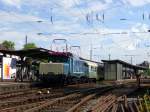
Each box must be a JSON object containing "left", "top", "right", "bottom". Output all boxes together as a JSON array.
[
  {"left": 0, "top": 81, "right": 139, "bottom": 112},
  {"left": 0, "top": 88, "right": 63, "bottom": 101},
  {"left": 76, "top": 85, "right": 138, "bottom": 112},
  {"left": 23, "top": 86, "right": 113, "bottom": 112},
  {"left": 0, "top": 88, "right": 64, "bottom": 111},
  {"left": 0, "top": 88, "right": 40, "bottom": 100},
  {"left": 0, "top": 86, "right": 113, "bottom": 112}
]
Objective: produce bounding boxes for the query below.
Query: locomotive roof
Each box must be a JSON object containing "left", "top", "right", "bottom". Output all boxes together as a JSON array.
[
  {"left": 49, "top": 52, "right": 73, "bottom": 58},
  {"left": 80, "top": 57, "right": 102, "bottom": 64}
]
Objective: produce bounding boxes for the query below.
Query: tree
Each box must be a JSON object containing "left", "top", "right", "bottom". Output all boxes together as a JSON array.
[
  {"left": 2, "top": 40, "right": 15, "bottom": 50},
  {"left": 144, "top": 69, "right": 150, "bottom": 76},
  {"left": 23, "top": 43, "right": 37, "bottom": 50}
]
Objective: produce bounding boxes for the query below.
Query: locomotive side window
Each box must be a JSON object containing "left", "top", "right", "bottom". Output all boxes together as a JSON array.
[{"left": 48, "top": 56, "right": 69, "bottom": 63}]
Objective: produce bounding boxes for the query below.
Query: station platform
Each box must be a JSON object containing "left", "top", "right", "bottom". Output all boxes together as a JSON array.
[
  {"left": 0, "top": 82, "right": 31, "bottom": 94},
  {"left": 0, "top": 79, "right": 139, "bottom": 94}
]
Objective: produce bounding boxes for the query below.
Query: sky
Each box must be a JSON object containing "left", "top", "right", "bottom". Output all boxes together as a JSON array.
[{"left": 0, "top": 0, "right": 150, "bottom": 64}]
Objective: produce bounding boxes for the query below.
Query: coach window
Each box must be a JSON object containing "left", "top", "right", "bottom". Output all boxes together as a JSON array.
[
  {"left": 91, "top": 66, "right": 96, "bottom": 72},
  {"left": 0, "top": 58, "right": 1, "bottom": 65},
  {"left": 0, "top": 57, "right": 2, "bottom": 78},
  {"left": 91, "top": 66, "right": 93, "bottom": 71}
]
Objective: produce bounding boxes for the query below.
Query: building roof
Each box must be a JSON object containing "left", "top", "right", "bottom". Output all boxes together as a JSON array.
[
  {"left": 102, "top": 59, "right": 148, "bottom": 70},
  {"left": 0, "top": 48, "right": 75, "bottom": 59},
  {"left": 80, "top": 57, "right": 103, "bottom": 65},
  {"left": 0, "top": 48, "right": 54, "bottom": 59}
]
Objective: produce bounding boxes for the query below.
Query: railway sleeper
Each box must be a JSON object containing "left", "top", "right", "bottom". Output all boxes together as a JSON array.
[
  {"left": 92, "top": 96, "right": 115, "bottom": 110},
  {"left": 92, "top": 97, "right": 116, "bottom": 112},
  {"left": 48, "top": 104, "right": 73, "bottom": 110},
  {"left": 0, "top": 94, "right": 63, "bottom": 110},
  {"left": 42, "top": 108, "right": 67, "bottom": 112}
]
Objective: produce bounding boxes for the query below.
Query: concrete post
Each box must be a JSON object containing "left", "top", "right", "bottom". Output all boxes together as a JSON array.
[{"left": 20, "top": 57, "right": 24, "bottom": 82}]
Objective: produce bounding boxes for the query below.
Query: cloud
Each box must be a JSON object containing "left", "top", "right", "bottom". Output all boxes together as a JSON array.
[
  {"left": 0, "top": 10, "right": 47, "bottom": 34},
  {"left": 1, "top": 0, "right": 21, "bottom": 8},
  {"left": 0, "top": 10, "right": 43, "bottom": 23},
  {"left": 105, "top": 0, "right": 113, "bottom": 3},
  {"left": 0, "top": 0, "right": 150, "bottom": 63},
  {"left": 122, "top": 0, "right": 150, "bottom": 7},
  {"left": 86, "top": 1, "right": 109, "bottom": 12},
  {"left": 60, "top": 0, "right": 81, "bottom": 9}
]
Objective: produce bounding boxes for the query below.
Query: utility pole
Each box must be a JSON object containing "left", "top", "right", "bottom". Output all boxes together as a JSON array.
[
  {"left": 90, "top": 43, "right": 93, "bottom": 60},
  {"left": 124, "top": 55, "right": 139, "bottom": 64},
  {"left": 108, "top": 54, "right": 111, "bottom": 60},
  {"left": 131, "top": 56, "right": 133, "bottom": 64},
  {"left": 25, "top": 35, "right": 28, "bottom": 45}
]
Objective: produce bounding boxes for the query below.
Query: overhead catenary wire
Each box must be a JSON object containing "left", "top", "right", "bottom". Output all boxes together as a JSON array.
[
  {"left": 0, "top": 10, "right": 46, "bottom": 32},
  {"left": 72, "top": 0, "right": 100, "bottom": 34},
  {"left": 37, "top": 30, "right": 150, "bottom": 36},
  {"left": 1, "top": 2, "right": 149, "bottom": 38},
  {"left": 37, "top": 0, "right": 145, "bottom": 35}
]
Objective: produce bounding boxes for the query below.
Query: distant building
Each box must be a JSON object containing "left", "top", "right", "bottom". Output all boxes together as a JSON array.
[
  {"left": 102, "top": 60, "right": 147, "bottom": 81},
  {"left": 0, "top": 44, "right": 7, "bottom": 50}
]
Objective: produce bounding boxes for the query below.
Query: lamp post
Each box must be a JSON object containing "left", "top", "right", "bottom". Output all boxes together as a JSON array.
[{"left": 25, "top": 35, "right": 28, "bottom": 46}]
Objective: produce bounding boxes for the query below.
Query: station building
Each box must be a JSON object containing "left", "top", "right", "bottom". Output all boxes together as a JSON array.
[{"left": 102, "top": 60, "right": 147, "bottom": 81}]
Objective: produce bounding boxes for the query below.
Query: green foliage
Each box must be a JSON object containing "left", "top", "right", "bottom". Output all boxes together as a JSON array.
[
  {"left": 23, "top": 43, "right": 37, "bottom": 50},
  {"left": 144, "top": 69, "right": 150, "bottom": 76},
  {"left": 2, "top": 40, "right": 15, "bottom": 50}
]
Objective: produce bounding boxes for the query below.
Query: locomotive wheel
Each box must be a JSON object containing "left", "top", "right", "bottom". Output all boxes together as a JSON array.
[
  {"left": 72, "top": 77, "right": 79, "bottom": 84},
  {"left": 80, "top": 76, "right": 88, "bottom": 83}
]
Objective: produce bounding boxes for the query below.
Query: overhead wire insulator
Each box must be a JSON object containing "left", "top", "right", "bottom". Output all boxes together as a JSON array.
[
  {"left": 120, "top": 18, "right": 127, "bottom": 20},
  {"left": 102, "top": 13, "right": 105, "bottom": 22},
  {"left": 96, "top": 13, "right": 100, "bottom": 21},
  {"left": 86, "top": 13, "right": 90, "bottom": 23},
  {"left": 96, "top": 13, "right": 104, "bottom": 23},
  {"left": 50, "top": 8, "right": 53, "bottom": 24},
  {"left": 50, "top": 16, "right": 53, "bottom": 24},
  {"left": 142, "top": 13, "right": 145, "bottom": 20}
]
